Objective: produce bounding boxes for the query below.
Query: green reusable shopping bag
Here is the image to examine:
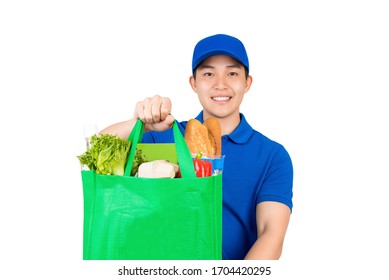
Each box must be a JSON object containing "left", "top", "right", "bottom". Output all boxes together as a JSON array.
[{"left": 81, "top": 120, "right": 222, "bottom": 260}]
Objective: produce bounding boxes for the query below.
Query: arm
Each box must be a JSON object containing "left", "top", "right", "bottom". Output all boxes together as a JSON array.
[
  {"left": 244, "top": 201, "right": 291, "bottom": 260},
  {"left": 99, "top": 118, "right": 137, "bottom": 139},
  {"left": 99, "top": 95, "right": 174, "bottom": 139}
]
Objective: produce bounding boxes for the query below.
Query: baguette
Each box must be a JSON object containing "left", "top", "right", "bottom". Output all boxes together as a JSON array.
[
  {"left": 204, "top": 117, "right": 222, "bottom": 156},
  {"left": 184, "top": 117, "right": 221, "bottom": 156}
]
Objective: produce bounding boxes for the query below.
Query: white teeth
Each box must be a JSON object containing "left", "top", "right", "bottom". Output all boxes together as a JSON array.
[{"left": 212, "top": 96, "right": 230, "bottom": 101}]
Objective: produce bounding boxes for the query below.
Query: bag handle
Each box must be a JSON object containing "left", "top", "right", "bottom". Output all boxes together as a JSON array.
[{"left": 124, "top": 119, "right": 196, "bottom": 178}]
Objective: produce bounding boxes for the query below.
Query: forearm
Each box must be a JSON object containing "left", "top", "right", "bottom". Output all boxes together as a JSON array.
[
  {"left": 99, "top": 95, "right": 173, "bottom": 139},
  {"left": 99, "top": 118, "right": 136, "bottom": 139},
  {"left": 246, "top": 202, "right": 290, "bottom": 260},
  {"left": 244, "top": 232, "right": 283, "bottom": 260}
]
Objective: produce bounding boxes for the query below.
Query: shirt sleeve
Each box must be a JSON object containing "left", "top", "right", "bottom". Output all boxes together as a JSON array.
[{"left": 256, "top": 144, "right": 294, "bottom": 212}]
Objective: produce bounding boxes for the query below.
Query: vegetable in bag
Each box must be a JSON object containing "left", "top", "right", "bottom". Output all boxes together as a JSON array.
[{"left": 77, "top": 134, "right": 131, "bottom": 175}]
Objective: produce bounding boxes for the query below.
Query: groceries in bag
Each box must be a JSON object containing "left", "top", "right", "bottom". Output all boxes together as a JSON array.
[
  {"left": 77, "top": 118, "right": 224, "bottom": 178},
  {"left": 184, "top": 117, "right": 225, "bottom": 176}
]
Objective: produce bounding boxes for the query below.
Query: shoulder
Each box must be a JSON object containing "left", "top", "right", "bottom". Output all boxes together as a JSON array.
[
  {"left": 253, "top": 129, "right": 291, "bottom": 158},
  {"left": 237, "top": 115, "right": 293, "bottom": 173},
  {"left": 235, "top": 114, "right": 291, "bottom": 156}
]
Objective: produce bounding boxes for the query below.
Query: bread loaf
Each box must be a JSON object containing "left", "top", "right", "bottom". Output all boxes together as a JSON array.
[
  {"left": 204, "top": 117, "right": 222, "bottom": 156},
  {"left": 184, "top": 117, "right": 221, "bottom": 156}
]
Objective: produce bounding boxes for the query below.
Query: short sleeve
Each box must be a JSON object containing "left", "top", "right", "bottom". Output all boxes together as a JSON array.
[{"left": 256, "top": 145, "right": 294, "bottom": 212}]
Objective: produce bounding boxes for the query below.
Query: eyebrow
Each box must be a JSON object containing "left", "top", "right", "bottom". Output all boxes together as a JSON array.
[{"left": 198, "top": 63, "right": 242, "bottom": 71}]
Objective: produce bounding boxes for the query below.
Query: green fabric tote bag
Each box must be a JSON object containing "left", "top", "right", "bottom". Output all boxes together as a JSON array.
[{"left": 81, "top": 119, "right": 222, "bottom": 260}]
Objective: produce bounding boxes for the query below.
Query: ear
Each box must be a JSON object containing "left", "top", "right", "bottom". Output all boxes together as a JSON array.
[
  {"left": 245, "top": 75, "right": 253, "bottom": 93},
  {"left": 189, "top": 75, "right": 197, "bottom": 92}
]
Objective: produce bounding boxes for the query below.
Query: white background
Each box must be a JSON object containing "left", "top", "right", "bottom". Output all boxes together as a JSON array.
[{"left": 1, "top": 0, "right": 388, "bottom": 279}]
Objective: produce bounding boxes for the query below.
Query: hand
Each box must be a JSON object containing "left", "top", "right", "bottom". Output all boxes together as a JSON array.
[{"left": 134, "top": 95, "right": 174, "bottom": 132}]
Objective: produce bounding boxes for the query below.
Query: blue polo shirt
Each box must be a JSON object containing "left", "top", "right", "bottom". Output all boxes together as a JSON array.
[{"left": 141, "top": 112, "right": 293, "bottom": 260}]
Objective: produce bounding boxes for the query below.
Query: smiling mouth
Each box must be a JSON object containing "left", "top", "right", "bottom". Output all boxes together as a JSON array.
[{"left": 212, "top": 96, "right": 231, "bottom": 101}]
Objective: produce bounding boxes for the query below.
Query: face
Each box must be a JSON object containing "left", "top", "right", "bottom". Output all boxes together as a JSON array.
[{"left": 190, "top": 55, "right": 252, "bottom": 122}]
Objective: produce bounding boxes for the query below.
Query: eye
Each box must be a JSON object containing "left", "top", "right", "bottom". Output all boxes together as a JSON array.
[
  {"left": 204, "top": 72, "right": 214, "bottom": 77},
  {"left": 228, "top": 72, "right": 238, "bottom": 76}
]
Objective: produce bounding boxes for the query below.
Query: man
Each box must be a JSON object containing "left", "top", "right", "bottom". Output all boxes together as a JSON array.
[{"left": 100, "top": 34, "right": 293, "bottom": 260}]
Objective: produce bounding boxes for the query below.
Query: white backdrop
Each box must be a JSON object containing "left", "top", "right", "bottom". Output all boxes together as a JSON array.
[{"left": 1, "top": 1, "right": 388, "bottom": 279}]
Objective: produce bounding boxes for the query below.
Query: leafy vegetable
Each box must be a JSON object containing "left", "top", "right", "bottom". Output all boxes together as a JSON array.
[
  {"left": 77, "top": 134, "right": 131, "bottom": 175},
  {"left": 131, "top": 149, "right": 148, "bottom": 176}
]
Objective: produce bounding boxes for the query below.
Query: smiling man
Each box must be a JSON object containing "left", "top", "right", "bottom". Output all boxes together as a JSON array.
[{"left": 100, "top": 34, "right": 294, "bottom": 260}]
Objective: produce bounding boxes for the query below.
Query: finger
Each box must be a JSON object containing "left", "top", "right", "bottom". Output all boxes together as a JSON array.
[
  {"left": 160, "top": 97, "right": 172, "bottom": 121},
  {"left": 151, "top": 97, "right": 163, "bottom": 123},
  {"left": 134, "top": 101, "right": 145, "bottom": 122},
  {"left": 142, "top": 97, "right": 154, "bottom": 123}
]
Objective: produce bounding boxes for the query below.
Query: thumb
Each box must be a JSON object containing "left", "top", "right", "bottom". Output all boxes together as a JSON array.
[
  {"left": 164, "top": 114, "right": 175, "bottom": 127},
  {"left": 147, "top": 114, "right": 175, "bottom": 132}
]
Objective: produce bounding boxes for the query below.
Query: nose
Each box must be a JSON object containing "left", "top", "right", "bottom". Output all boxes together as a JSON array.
[{"left": 214, "top": 75, "right": 227, "bottom": 90}]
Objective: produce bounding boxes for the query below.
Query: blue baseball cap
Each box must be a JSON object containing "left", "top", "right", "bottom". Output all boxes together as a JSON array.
[{"left": 192, "top": 34, "right": 249, "bottom": 73}]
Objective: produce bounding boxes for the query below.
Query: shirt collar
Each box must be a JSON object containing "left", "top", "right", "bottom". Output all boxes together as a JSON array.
[{"left": 195, "top": 111, "right": 253, "bottom": 144}]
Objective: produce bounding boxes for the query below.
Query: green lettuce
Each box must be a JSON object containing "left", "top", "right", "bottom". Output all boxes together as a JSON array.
[{"left": 77, "top": 134, "right": 131, "bottom": 175}]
